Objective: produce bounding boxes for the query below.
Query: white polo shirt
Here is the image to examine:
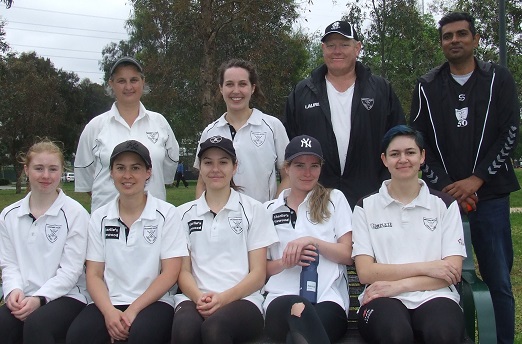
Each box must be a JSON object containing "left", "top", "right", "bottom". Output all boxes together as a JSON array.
[
  {"left": 174, "top": 189, "right": 279, "bottom": 311},
  {"left": 352, "top": 179, "right": 467, "bottom": 309},
  {"left": 87, "top": 193, "right": 188, "bottom": 307},
  {"left": 0, "top": 190, "right": 90, "bottom": 304},
  {"left": 75, "top": 102, "right": 179, "bottom": 211},
  {"left": 263, "top": 188, "right": 352, "bottom": 314},
  {"left": 194, "top": 108, "right": 289, "bottom": 203}
]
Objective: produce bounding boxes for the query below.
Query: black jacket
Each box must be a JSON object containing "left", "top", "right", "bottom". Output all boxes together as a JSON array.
[
  {"left": 410, "top": 59, "right": 520, "bottom": 200},
  {"left": 285, "top": 62, "right": 405, "bottom": 208}
]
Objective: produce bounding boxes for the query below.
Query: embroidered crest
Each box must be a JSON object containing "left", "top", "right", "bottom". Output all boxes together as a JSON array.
[
  {"left": 143, "top": 225, "right": 158, "bottom": 244},
  {"left": 361, "top": 98, "right": 374, "bottom": 110},
  {"left": 250, "top": 132, "right": 267, "bottom": 147},
  {"left": 228, "top": 217, "right": 243, "bottom": 234},
  {"left": 146, "top": 131, "right": 159, "bottom": 144},
  {"left": 455, "top": 108, "right": 468, "bottom": 127},
  {"left": 45, "top": 224, "right": 61, "bottom": 243},
  {"left": 423, "top": 217, "right": 438, "bottom": 231},
  {"left": 331, "top": 21, "right": 341, "bottom": 30},
  {"left": 306, "top": 211, "right": 318, "bottom": 225}
]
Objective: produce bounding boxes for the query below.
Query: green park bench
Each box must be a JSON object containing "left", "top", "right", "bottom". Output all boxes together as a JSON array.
[{"left": 0, "top": 220, "right": 496, "bottom": 343}]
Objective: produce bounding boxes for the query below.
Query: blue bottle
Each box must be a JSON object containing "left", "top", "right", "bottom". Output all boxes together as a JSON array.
[{"left": 299, "top": 249, "right": 319, "bottom": 304}]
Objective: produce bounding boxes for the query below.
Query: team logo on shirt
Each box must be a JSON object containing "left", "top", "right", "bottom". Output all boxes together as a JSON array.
[
  {"left": 361, "top": 98, "right": 374, "bottom": 110},
  {"left": 423, "top": 217, "right": 438, "bottom": 231},
  {"left": 250, "top": 132, "right": 266, "bottom": 147},
  {"left": 143, "top": 225, "right": 158, "bottom": 244},
  {"left": 272, "top": 212, "right": 291, "bottom": 225},
  {"left": 306, "top": 211, "right": 318, "bottom": 225},
  {"left": 188, "top": 220, "right": 203, "bottom": 234},
  {"left": 105, "top": 226, "right": 120, "bottom": 239},
  {"left": 146, "top": 131, "right": 159, "bottom": 144},
  {"left": 228, "top": 217, "right": 243, "bottom": 234},
  {"left": 45, "top": 224, "right": 61, "bottom": 243},
  {"left": 455, "top": 108, "right": 468, "bottom": 127}
]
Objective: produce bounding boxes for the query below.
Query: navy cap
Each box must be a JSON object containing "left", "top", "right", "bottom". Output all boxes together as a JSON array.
[
  {"left": 110, "top": 57, "right": 143, "bottom": 76},
  {"left": 321, "top": 21, "right": 359, "bottom": 42},
  {"left": 198, "top": 136, "right": 236, "bottom": 159},
  {"left": 110, "top": 140, "right": 152, "bottom": 169},
  {"left": 285, "top": 135, "right": 324, "bottom": 161}
]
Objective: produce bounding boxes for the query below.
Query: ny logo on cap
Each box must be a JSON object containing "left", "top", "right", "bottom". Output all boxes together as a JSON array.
[
  {"left": 210, "top": 136, "right": 222, "bottom": 143},
  {"left": 301, "top": 138, "right": 312, "bottom": 148},
  {"left": 331, "top": 22, "right": 340, "bottom": 30}
]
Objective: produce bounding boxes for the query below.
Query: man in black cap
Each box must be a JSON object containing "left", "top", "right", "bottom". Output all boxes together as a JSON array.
[{"left": 285, "top": 20, "right": 405, "bottom": 209}]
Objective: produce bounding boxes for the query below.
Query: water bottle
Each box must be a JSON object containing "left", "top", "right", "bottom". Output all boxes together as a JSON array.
[{"left": 299, "top": 248, "right": 319, "bottom": 304}]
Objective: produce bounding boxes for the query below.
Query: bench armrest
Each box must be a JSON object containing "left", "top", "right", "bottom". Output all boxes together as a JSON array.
[{"left": 460, "top": 218, "right": 496, "bottom": 343}]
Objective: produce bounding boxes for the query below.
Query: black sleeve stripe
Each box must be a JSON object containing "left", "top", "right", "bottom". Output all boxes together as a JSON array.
[
  {"left": 238, "top": 201, "right": 251, "bottom": 232},
  {"left": 181, "top": 204, "right": 197, "bottom": 221},
  {"left": 356, "top": 190, "right": 379, "bottom": 209},
  {"left": 3, "top": 205, "right": 20, "bottom": 220},
  {"left": 60, "top": 208, "right": 70, "bottom": 233},
  {"left": 428, "top": 188, "right": 455, "bottom": 208}
]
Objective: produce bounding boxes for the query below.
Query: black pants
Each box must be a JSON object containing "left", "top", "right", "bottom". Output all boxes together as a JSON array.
[
  {"left": 0, "top": 296, "right": 85, "bottom": 344},
  {"left": 265, "top": 295, "right": 347, "bottom": 344},
  {"left": 66, "top": 301, "right": 173, "bottom": 344},
  {"left": 171, "top": 299, "right": 264, "bottom": 344},
  {"left": 357, "top": 297, "right": 465, "bottom": 344},
  {"left": 175, "top": 172, "right": 188, "bottom": 187}
]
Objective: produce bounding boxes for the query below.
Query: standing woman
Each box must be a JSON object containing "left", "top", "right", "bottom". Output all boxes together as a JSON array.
[
  {"left": 352, "top": 125, "right": 466, "bottom": 343},
  {"left": 194, "top": 58, "right": 289, "bottom": 203},
  {"left": 0, "top": 139, "right": 90, "bottom": 344},
  {"left": 263, "top": 135, "right": 353, "bottom": 344},
  {"left": 172, "top": 136, "right": 278, "bottom": 344},
  {"left": 75, "top": 57, "right": 179, "bottom": 211},
  {"left": 67, "top": 140, "right": 187, "bottom": 344}
]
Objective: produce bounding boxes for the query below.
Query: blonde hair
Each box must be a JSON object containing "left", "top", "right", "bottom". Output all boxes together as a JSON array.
[
  {"left": 18, "top": 138, "right": 65, "bottom": 192},
  {"left": 284, "top": 160, "right": 331, "bottom": 223}
]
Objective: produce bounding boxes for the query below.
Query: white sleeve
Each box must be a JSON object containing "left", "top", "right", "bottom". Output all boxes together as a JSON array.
[
  {"left": 34, "top": 203, "right": 89, "bottom": 301},
  {"left": 161, "top": 206, "right": 189, "bottom": 259},
  {"left": 246, "top": 202, "right": 279, "bottom": 251},
  {"left": 351, "top": 205, "right": 375, "bottom": 259},
  {"left": 272, "top": 118, "right": 289, "bottom": 170},
  {"left": 0, "top": 214, "right": 24, "bottom": 298},
  {"left": 161, "top": 116, "right": 179, "bottom": 184},
  {"left": 74, "top": 118, "right": 100, "bottom": 192},
  {"left": 86, "top": 212, "right": 106, "bottom": 262},
  {"left": 441, "top": 201, "right": 467, "bottom": 259},
  {"left": 331, "top": 190, "right": 352, "bottom": 239}
]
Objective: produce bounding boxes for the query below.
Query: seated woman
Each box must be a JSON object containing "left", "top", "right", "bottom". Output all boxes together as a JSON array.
[
  {"left": 352, "top": 125, "right": 466, "bottom": 343},
  {"left": 67, "top": 140, "right": 187, "bottom": 344},
  {"left": 0, "top": 139, "right": 90, "bottom": 344},
  {"left": 263, "top": 135, "right": 353, "bottom": 343},
  {"left": 171, "top": 136, "right": 278, "bottom": 344}
]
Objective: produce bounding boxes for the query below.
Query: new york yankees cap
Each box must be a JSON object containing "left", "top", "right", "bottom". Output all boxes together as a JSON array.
[
  {"left": 285, "top": 135, "right": 324, "bottom": 161},
  {"left": 110, "top": 56, "right": 143, "bottom": 76},
  {"left": 110, "top": 140, "right": 152, "bottom": 169},
  {"left": 198, "top": 136, "right": 236, "bottom": 159},
  {"left": 321, "top": 21, "right": 359, "bottom": 42}
]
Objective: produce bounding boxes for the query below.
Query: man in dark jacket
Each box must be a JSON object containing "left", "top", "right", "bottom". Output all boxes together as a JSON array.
[
  {"left": 410, "top": 12, "right": 520, "bottom": 344},
  {"left": 285, "top": 21, "right": 405, "bottom": 209}
]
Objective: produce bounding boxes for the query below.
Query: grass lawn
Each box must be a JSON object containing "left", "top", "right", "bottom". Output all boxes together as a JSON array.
[{"left": 1, "top": 175, "right": 522, "bottom": 342}]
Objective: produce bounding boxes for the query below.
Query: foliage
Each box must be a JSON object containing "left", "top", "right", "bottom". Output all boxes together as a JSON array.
[
  {"left": 0, "top": 52, "right": 112, "bottom": 193},
  {"left": 343, "top": 0, "right": 445, "bottom": 116},
  {"left": 0, "top": 19, "right": 9, "bottom": 54},
  {"left": 100, "top": 0, "right": 310, "bottom": 150}
]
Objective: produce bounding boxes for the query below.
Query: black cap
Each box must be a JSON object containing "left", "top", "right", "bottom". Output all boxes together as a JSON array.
[
  {"left": 110, "top": 140, "right": 152, "bottom": 169},
  {"left": 110, "top": 57, "right": 143, "bottom": 76},
  {"left": 198, "top": 136, "right": 236, "bottom": 159},
  {"left": 321, "top": 21, "right": 359, "bottom": 42},
  {"left": 285, "top": 135, "right": 324, "bottom": 161}
]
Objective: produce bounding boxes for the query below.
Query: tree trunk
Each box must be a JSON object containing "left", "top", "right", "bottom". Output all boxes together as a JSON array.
[{"left": 200, "top": 0, "right": 217, "bottom": 125}]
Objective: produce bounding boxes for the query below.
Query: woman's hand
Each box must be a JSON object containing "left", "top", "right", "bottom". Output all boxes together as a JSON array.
[
  {"left": 282, "top": 237, "right": 318, "bottom": 268},
  {"left": 196, "top": 292, "right": 225, "bottom": 318},
  {"left": 104, "top": 307, "right": 130, "bottom": 342},
  {"left": 361, "top": 281, "right": 403, "bottom": 306},
  {"left": 10, "top": 295, "right": 41, "bottom": 321},
  {"left": 424, "top": 260, "right": 461, "bottom": 285},
  {"left": 6, "top": 289, "right": 24, "bottom": 312}
]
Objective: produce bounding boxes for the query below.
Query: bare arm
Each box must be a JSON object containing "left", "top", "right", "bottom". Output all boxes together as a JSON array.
[{"left": 177, "top": 255, "right": 203, "bottom": 303}]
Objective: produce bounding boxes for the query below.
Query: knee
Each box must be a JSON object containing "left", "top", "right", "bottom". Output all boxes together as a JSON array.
[
  {"left": 421, "top": 328, "right": 462, "bottom": 344},
  {"left": 201, "top": 316, "right": 229, "bottom": 344}
]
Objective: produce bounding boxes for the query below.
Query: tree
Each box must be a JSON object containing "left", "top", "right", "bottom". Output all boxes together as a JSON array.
[
  {"left": 343, "top": 0, "right": 444, "bottom": 115},
  {"left": 0, "top": 52, "right": 112, "bottom": 191},
  {"left": 101, "top": 0, "right": 310, "bottom": 147},
  {"left": 0, "top": 19, "right": 9, "bottom": 54}
]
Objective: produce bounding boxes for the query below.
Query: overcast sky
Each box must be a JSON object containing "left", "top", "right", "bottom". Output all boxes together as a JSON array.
[{"left": 1, "top": 0, "right": 348, "bottom": 85}]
